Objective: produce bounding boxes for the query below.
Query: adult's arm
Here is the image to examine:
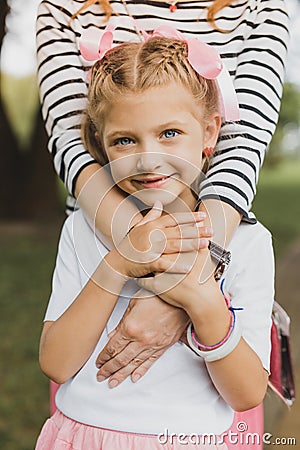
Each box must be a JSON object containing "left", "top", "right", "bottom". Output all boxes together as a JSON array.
[
  {"left": 36, "top": 1, "right": 141, "bottom": 240},
  {"left": 200, "top": 0, "right": 289, "bottom": 221}
]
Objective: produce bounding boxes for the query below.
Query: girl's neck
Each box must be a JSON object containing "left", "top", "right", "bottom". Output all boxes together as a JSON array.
[{"left": 163, "top": 188, "right": 198, "bottom": 215}]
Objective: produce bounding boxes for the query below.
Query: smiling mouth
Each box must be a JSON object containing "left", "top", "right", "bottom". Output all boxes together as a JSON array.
[{"left": 132, "top": 174, "right": 177, "bottom": 189}]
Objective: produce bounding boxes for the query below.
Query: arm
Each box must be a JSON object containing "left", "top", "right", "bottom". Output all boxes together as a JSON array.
[
  {"left": 138, "top": 226, "right": 274, "bottom": 411},
  {"left": 36, "top": 1, "right": 141, "bottom": 241},
  {"left": 198, "top": 0, "right": 289, "bottom": 249},
  {"left": 40, "top": 253, "right": 127, "bottom": 385},
  {"left": 40, "top": 207, "right": 205, "bottom": 384}
]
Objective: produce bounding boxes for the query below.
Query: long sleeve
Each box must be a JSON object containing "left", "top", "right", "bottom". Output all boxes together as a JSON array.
[
  {"left": 36, "top": 1, "right": 97, "bottom": 203},
  {"left": 36, "top": 0, "right": 289, "bottom": 217},
  {"left": 200, "top": 0, "right": 289, "bottom": 218}
]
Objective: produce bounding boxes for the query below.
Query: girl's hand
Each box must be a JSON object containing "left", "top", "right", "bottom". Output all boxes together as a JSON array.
[
  {"left": 110, "top": 201, "right": 212, "bottom": 279},
  {"left": 137, "top": 247, "right": 218, "bottom": 311}
]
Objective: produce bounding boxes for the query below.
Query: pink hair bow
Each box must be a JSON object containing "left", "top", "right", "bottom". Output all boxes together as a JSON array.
[
  {"left": 80, "top": 22, "right": 240, "bottom": 121},
  {"left": 80, "top": 23, "right": 116, "bottom": 60}
]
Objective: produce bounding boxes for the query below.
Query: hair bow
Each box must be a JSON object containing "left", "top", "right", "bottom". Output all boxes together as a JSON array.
[
  {"left": 80, "top": 23, "right": 116, "bottom": 60},
  {"left": 79, "top": 21, "right": 240, "bottom": 121}
]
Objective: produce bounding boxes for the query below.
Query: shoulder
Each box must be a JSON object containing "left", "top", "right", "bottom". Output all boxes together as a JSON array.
[
  {"left": 61, "top": 208, "right": 91, "bottom": 240},
  {"left": 60, "top": 210, "right": 108, "bottom": 272},
  {"left": 227, "top": 221, "right": 273, "bottom": 269}
]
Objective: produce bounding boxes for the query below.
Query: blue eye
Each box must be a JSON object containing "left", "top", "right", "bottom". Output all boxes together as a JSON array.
[
  {"left": 163, "top": 129, "right": 179, "bottom": 139},
  {"left": 114, "top": 137, "right": 133, "bottom": 146}
]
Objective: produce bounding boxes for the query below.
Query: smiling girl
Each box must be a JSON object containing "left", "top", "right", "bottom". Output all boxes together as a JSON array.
[{"left": 35, "top": 30, "right": 274, "bottom": 450}]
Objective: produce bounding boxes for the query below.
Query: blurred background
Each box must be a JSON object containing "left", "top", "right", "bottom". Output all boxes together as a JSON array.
[{"left": 0, "top": 0, "right": 299, "bottom": 449}]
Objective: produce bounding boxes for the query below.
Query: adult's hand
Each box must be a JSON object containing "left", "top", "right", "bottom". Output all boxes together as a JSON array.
[{"left": 95, "top": 290, "right": 189, "bottom": 388}]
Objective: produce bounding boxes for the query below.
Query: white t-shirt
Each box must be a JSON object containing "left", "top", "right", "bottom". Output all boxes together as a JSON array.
[{"left": 44, "top": 209, "right": 274, "bottom": 436}]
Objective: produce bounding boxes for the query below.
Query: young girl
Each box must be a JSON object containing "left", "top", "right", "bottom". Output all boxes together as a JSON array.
[
  {"left": 36, "top": 1, "right": 288, "bottom": 397},
  {"left": 35, "top": 30, "right": 274, "bottom": 449}
]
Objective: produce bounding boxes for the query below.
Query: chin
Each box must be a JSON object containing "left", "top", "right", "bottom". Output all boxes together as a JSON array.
[{"left": 132, "top": 189, "right": 179, "bottom": 207}]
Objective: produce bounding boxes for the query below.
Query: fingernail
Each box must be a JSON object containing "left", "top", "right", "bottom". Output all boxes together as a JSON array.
[
  {"left": 205, "top": 227, "right": 214, "bottom": 235},
  {"left": 195, "top": 212, "right": 206, "bottom": 217},
  {"left": 132, "top": 373, "right": 141, "bottom": 383},
  {"left": 108, "top": 379, "right": 119, "bottom": 388},
  {"left": 97, "top": 375, "right": 106, "bottom": 382}
]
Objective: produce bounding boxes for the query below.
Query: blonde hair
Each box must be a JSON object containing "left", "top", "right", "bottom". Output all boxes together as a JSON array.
[
  {"left": 82, "top": 37, "right": 220, "bottom": 166},
  {"left": 72, "top": 0, "right": 234, "bottom": 28}
]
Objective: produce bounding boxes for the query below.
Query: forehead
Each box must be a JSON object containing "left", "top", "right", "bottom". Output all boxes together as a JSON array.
[{"left": 102, "top": 83, "right": 203, "bottom": 131}]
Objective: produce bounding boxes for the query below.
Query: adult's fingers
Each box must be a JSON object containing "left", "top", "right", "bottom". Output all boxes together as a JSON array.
[
  {"left": 95, "top": 330, "right": 130, "bottom": 369},
  {"left": 96, "top": 341, "right": 149, "bottom": 380},
  {"left": 97, "top": 346, "right": 164, "bottom": 387},
  {"left": 154, "top": 211, "right": 206, "bottom": 228}
]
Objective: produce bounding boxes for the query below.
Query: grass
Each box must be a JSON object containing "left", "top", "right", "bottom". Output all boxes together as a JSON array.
[
  {"left": 0, "top": 159, "right": 299, "bottom": 449},
  {"left": 0, "top": 224, "right": 61, "bottom": 450}
]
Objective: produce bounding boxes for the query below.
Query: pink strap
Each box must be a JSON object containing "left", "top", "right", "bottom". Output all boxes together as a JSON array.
[{"left": 80, "top": 22, "right": 240, "bottom": 121}]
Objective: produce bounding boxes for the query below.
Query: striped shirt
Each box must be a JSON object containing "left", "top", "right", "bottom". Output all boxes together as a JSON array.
[{"left": 36, "top": 0, "right": 289, "bottom": 216}]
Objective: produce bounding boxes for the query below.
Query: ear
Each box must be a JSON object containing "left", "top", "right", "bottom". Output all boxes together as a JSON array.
[{"left": 203, "top": 113, "right": 221, "bottom": 149}]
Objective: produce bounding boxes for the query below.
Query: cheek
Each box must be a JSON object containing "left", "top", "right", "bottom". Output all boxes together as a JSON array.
[
  {"left": 109, "top": 157, "right": 135, "bottom": 188},
  {"left": 173, "top": 153, "right": 202, "bottom": 183}
]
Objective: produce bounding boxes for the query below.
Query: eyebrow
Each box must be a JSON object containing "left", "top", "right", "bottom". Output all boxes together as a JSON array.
[
  {"left": 105, "top": 130, "right": 134, "bottom": 141},
  {"left": 105, "top": 120, "right": 188, "bottom": 141}
]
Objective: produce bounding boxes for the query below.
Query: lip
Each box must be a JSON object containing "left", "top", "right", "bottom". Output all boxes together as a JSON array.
[{"left": 132, "top": 174, "right": 178, "bottom": 189}]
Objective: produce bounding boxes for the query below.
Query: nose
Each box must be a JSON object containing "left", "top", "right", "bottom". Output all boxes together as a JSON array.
[{"left": 136, "top": 151, "right": 163, "bottom": 173}]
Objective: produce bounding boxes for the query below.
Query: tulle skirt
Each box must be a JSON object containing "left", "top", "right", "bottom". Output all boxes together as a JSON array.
[{"left": 35, "top": 409, "right": 228, "bottom": 450}]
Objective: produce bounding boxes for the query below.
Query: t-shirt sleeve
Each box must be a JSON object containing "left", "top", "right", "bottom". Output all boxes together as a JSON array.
[
  {"left": 200, "top": 0, "right": 289, "bottom": 218},
  {"left": 225, "top": 225, "right": 275, "bottom": 372},
  {"left": 36, "top": 1, "right": 96, "bottom": 197},
  {"left": 44, "top": 216, "right": 86, "bottom": 322}
]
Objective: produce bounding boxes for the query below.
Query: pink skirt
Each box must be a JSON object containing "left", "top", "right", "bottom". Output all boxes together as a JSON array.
[{"left": 35, "top": 409, "right": 228, "bottom": 450}]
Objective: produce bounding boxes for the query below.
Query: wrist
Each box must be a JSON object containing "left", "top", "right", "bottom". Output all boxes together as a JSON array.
[
  {"left": 184, "top": 277, "right": 221, "bottom": 313},
  {"left": 186, "top": 289, "right": 232, "bottom": 348},
  {"left": 93, "top": 251, "right": 129, "bottom": 293}
]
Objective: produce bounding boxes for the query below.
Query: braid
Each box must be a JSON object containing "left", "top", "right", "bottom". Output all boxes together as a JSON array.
[{"left": 82, "top": 38, "right": 220, "bottom": 164}]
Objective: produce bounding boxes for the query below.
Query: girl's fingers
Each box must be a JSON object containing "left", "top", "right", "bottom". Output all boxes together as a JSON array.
[
  {"left": 150, "top": 225, "right": 212, "bottom": 254},
  {"left": 135, "top": 200, "right": 163, "bottom": 227},
  {"left": 150, "top": 253, "right": 198, "bottom": 274},
  {"left": 160, "top": 224, "right": 213, "bottom": 240},
  {"left": 162, "top": 237, "right": 210, "bottom": 254},
  {"left": 155, "top": 211, "right": 207, "bottom": 228}
]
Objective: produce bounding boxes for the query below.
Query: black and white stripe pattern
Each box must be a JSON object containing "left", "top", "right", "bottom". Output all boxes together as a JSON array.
[{"left": 36, "top": 0, "right": 289, "bottom": 215}]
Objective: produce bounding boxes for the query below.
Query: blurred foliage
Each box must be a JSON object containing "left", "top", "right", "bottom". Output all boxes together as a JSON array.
[
  {"left": 252, "top": 159, "right": 300, "bottom": 258},
  {"left": 265, "top": 83, "right": 300, "bottom": 167}
]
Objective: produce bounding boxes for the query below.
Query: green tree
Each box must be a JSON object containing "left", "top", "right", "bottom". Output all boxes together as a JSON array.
[
  {"left": 0, "top": 0, "right": 62, "bottom": 220},
  {"left": 265, "top": 82, "right": 300, "bottom": 167}
]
